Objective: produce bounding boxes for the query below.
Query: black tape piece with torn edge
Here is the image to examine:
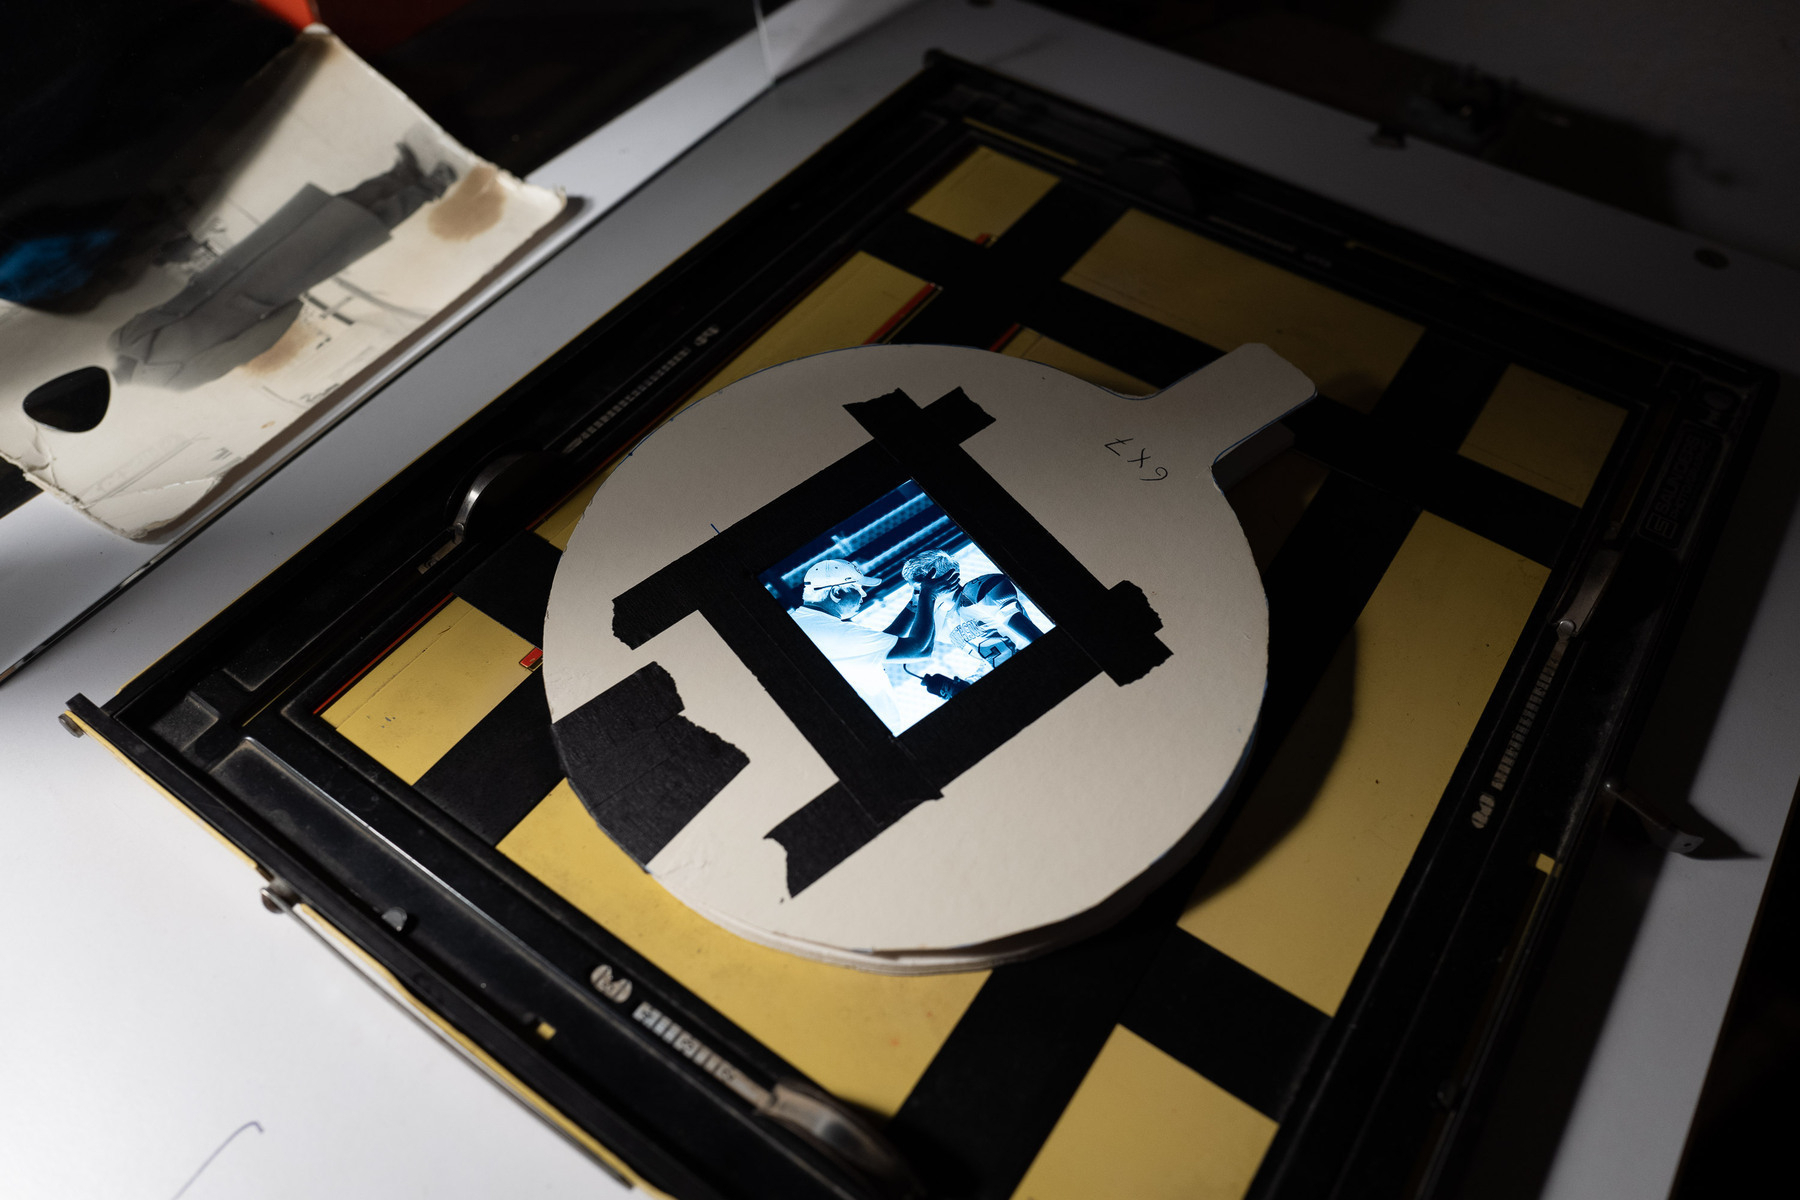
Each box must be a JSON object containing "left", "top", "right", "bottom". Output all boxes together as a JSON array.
[{"left": 587, "top": 386, "right": 1170, "bottom": 894}]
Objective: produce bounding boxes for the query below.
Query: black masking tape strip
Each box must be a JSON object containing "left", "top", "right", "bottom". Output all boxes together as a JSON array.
[
  {"left": 1429, "top": 458, "right": 1576, "bottom": 567},
  {"left": 1364, "top": 329, "right": 1508, "bottom": 450},
  {"left": 591, "top": 386, "right": 1166, "bottom": 895},
  {"left": 686, "top": 522, "right": 1106, "bottom": 888},
  {"left": 984, "top": 179, "right": 1128, "bottom": 278},
  {"left": 866, "top": 211, "right": 1216, "bottom": 388},
  {"left": 759, "top": 381, "right": 1169, "bottom": 893},
  {"left": 608, "top": 446, "right": 930, "bottom": 813},
  {"left": 846, "top": 388, "right": 1171, "bottom": 685},
  {"left": 895, "top": 625, "right": 1103, "bottom": 787},
  {"left": 414, "top": 673, "right": 564, "bottom": 845},
  {"left": 768, "top": 387, "right": 1167, "bottom": 888},
  {"left": 885, "top": 181, "right": 1125, "bottom": 350},
  {"left": 454, "top": 529, "right": 563, "bottom": 647},
  {"left": 768, "top": 628, "right": 1101, "bottom": 895},
  {"left": 551, "top": 662, "right": 749, "bottom": 866},
  {"left": 598, "top": 447, "right": 935, "bottom": 871},
  {"left": 1120, "top": 930, "right": 1331, "bottom": 1122},
  {"left": 1251, "top": 475, "right": 1421, "bottom": 788},
  {"left": 885, "top": 285, "right": 1018, "bottom": 357},
  {"left": 1286, "top": 398, "right": 1576, "bottom": 567},
  {"left": 705, "top": 552, "right": 937, "bottom": 809},
  {"left": 1286, "top": 327, "right": 1578, "bottom": 565},
  {"left": 886, "top": 849, "right": 1204, "bottom": 1197},
  {"left": 765, "top": 783, "right": 887, "bottom": 896},
  {"left": 611, "top": 392, "right": 991, "bottom": 650}
]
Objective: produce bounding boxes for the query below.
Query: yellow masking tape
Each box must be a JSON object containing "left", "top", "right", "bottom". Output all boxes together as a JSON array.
[
  {"left": 1012, "top": 1026, "right": 1277, "bottom": 1200},
  {"left": 1064, "top": 210, "right": 1421, "bottom": 414},
  {"left": 324, "top": 599, "right": 533, "bottom": 784},
  {"left": 1459, "top": 365, "right": 1627, "bottom": 507},
  {"left": 689, "top": 252, "right": 931, "bottom": 401},
  {"left": 908, "top": 145, "right": 1060, "bottom": 244}
]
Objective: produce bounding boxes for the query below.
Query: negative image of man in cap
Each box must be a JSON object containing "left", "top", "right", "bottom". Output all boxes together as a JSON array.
[{"left": 789, "top": 556, "right": 957, "bottom": 734}]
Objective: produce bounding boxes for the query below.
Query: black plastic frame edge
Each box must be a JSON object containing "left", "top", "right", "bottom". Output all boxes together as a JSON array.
[
  {"left": 1406, "top": 370, "right": 1780, "bottom": 1199},
  {"left": 1248, "top": 365, "right": 1777, "bottom": 1199},
  {"left": 64, "top": 695, "right": 732, "bottom": 1199}
]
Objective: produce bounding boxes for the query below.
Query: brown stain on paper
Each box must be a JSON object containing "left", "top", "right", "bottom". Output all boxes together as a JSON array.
[
  {"left": 428, "top": 164, "right": 506, "bottom": 242},
  {"left": 242, "top": 316, "right": 314, "bottom": 376}
]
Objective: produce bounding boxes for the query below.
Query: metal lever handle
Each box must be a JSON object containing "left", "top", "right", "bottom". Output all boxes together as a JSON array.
[
  {"left": 1602, "top": 780, "right": 1705, "bottom": 855},
  {"left": 761, "top": 1079, "right": 923, "bottom": 1199}
]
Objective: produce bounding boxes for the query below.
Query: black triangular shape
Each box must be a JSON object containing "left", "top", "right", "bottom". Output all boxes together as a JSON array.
[{"left": 23, "top": 366, "right": 110, "bottom": 433}]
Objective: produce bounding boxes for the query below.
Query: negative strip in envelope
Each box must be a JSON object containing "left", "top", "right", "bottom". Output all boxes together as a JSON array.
[{"left": 543, "top": 343, "right": 1314, "bottom": 970}]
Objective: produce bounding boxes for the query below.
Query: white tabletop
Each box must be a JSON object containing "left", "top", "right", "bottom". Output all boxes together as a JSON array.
[{"left": 3, "top": 3, "right": 1795, "bottom": 1196}]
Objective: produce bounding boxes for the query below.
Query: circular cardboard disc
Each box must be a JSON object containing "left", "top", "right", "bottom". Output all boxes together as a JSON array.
[{"left": 544, "top": 343, "right": 1311, "bottom": 967}]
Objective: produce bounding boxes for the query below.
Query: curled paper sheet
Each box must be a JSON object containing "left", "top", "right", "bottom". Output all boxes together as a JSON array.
[{"left": 0, "top": 32, "right": 564, "bottom": 539}]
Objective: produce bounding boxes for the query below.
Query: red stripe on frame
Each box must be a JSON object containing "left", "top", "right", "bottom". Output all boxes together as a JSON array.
[
  {"left": 864, "top": 283, "right": 939, "bottom": 345},
  {"left": 312, "top": 594, "right": 455, "bottom": 715}
]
